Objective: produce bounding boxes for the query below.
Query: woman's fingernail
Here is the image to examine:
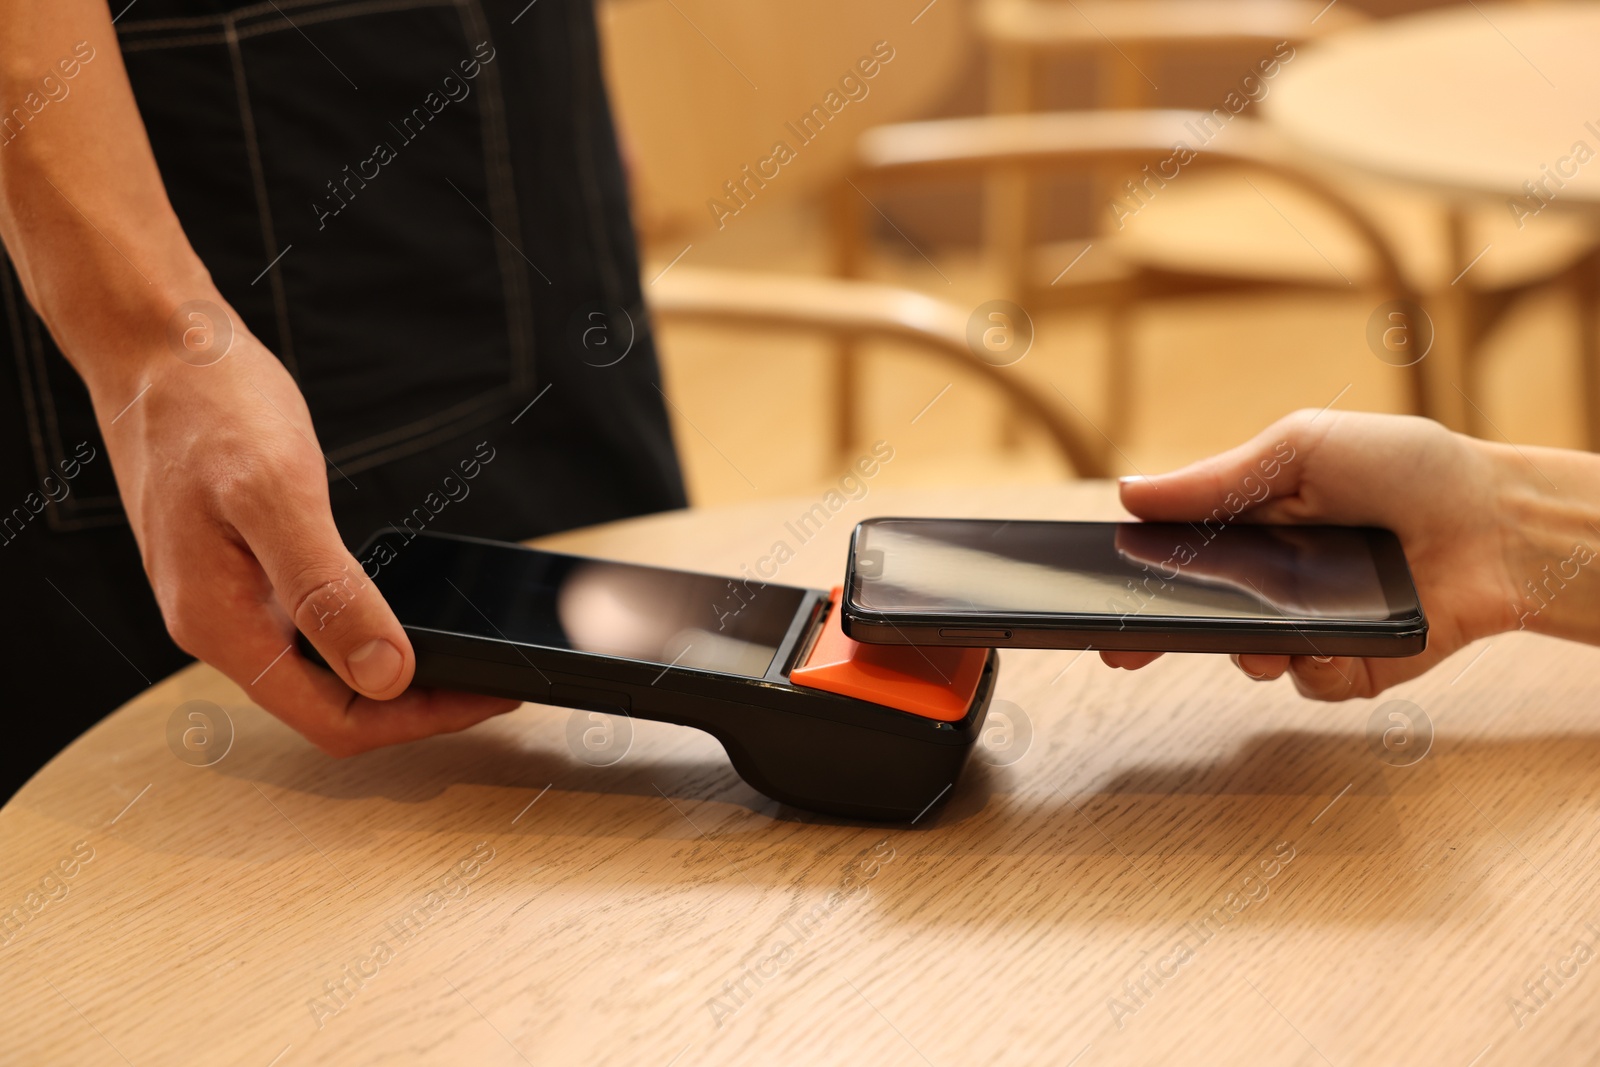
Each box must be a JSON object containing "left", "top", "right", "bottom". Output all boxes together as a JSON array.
[
  {"left": 1312, "top": 655, "right": 1334, "bottom": 664},
  {"left": 347, "top": 638, "right": 402, "bottom": 692},
  {"left": 1118, "top": 475, "right": 1145, "bottom": 486}
]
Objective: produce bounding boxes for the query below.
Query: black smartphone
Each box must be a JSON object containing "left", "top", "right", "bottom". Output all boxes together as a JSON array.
[
  {"left": 315, "top": 530, "right": 998, "bottom": 820},
  {"left": 841, "top": 517, "right": 1428, "bottom": 656}
]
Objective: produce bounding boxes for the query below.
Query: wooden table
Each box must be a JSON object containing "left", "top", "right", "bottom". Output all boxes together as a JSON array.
[
  {"left": 5, "top": 484, "right": 1600, "bottom": 1066},
  {"left": 1264, "top": 1, "right": 1600, "bottom": 440}
]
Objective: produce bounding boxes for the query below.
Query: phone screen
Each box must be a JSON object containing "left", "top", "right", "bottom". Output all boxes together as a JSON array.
[
  {"left": 372, "top": 533, "right": 809, "bottom": 678},
  {"left": 850, "top": 519, "right": 1407, "bottom": 622}
]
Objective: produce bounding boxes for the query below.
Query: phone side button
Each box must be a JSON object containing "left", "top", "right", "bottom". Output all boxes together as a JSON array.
[
  {"left": 938, "top": 628, "right": 1012, "bottom": 641},
  {"left": 549, "top": 684, "right": 631, "bottom": 714}
]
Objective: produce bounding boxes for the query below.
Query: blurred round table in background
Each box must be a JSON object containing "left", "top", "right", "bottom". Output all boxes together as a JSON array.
[
  {"left": 5, "top": 484, "right": 1600, "bottom": 1065},
  {"left": 1266, "top": 2, "right": 1600, "bottom": 440},
  {"left": 1266, "top": 3, "right": 1600, "bottom": 205}
]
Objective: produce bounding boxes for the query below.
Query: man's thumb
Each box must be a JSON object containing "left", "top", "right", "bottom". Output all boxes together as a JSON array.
[{"left": 249, "top": 513, "right": 415, "bottom": 699}]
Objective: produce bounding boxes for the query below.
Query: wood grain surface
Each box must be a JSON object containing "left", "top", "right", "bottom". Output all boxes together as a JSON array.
[{"left": 4, "top": 483, "right": 1600, "bottom": 1066}]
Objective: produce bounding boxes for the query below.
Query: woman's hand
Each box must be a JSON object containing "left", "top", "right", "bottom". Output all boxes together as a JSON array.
[{"left": 1101, "top": 409, "right": 1533, "bottom": 700}]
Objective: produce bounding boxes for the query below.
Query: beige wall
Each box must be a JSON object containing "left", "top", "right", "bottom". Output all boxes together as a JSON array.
[{"left": 600, "top": 0, "right": 969, "bottom": 243}]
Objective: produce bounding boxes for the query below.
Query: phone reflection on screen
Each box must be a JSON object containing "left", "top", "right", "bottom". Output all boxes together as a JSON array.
[
  {"left": 1112, "top": 524, "right": 1389, "bottom": 619},
  {"left": 378, "top": 536, "right": 809, "bottom": 678},
  {"left": 556, "top": 561, "right": 791, "bottom": 678},
  {"left": 853, "top": 520, "right": 1393, "bottom": 621}
]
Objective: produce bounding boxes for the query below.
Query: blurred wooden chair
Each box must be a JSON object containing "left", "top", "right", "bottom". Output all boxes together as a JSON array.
[
  {"left": 976, "top": 0, "right": 1364, "bottom": 316},
  {"left": 971, "top": 0, "right": 1600, "bottom": 438},
  {"left": 648, "top": 267, "right": 1102, "bottom": 477},
  {"left": 1126, "top": 165, "right": 1600, "bottom": 431},
  {"left": 836, "top": 110, "right": 1426, "bottom": 468}
]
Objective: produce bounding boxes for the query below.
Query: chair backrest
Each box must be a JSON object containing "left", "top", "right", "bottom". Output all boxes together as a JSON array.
[
  {"left": 836, "top": 109, "right": 1416, "bottom": 308},
  {"left": 648, "top": 267, "right": 1103, "bottom": 476},
  {"left": 973, "top": 0, "right": 1370, "bottom": 277}
]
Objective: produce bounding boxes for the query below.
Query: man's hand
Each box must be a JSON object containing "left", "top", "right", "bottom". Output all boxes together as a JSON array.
[
  {"left": 1100, "top": 409, "right": 1527, "bottom": 700},
  {"left": 105, "top": 331, "right": 518, "bottom": 755},
  {"left": 0, "top": 0, "right": 516, "bottom": 753}
]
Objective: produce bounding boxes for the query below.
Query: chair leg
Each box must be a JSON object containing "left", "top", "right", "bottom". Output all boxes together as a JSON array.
[
  {"left": 833, "top": 337, "right": 858, "bottom": 467},
  {"left": 984, "top": 44, "right": 1033, "bottom": 303},
  {"left": 1420, "top": 209, "right": 1476, "bottom": 433},
  {"left": 830, "top": 182, "right": 867, "bottom": 468},
  {"left": 1103, "top": 291, "right": 1136, "bottom": 474},
  {"left": 1454, "top": 288, "right": 1484, "bottom": 433},
  {"left": 1405, "top": 357, "right": 1431, "bottom": 422},
  {"left": 1576, "top": 251, "right": 1600, "bottom": 452}
]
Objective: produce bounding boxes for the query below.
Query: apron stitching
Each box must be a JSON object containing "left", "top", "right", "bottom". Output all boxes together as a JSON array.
[
  {"left": 111, "top": 0, "right": 533, "bottom": 474},
  {"left": 326, "top": 394, "right": 516, "bottom": 474},
  {"left": 24, "top": 301, "right": 121, "bottom": 511},
  {"left": 118, "top": 0, "right": 455, "bottom": 51},
  {"left": 21, "top": 315, "right": 66, "bottom": 479},
  {"left": 325, "top": 387, "right": 510, "bottom": 462},
  {"left": 323, "top": 0, "right": 539, "bottom": 471},
  {"left": 5, "top": 264, "right": 124, "bottom": 523},
  {"left": 1, "top": 260, "right": 58, "bottom": 501},
  {"left": 116, "top": 0, "right": 388, "bottom": 33},
  {"left": 237, "top": 0, "right": 456, "bottom": 40},
  {"left": 36, "top": 512, "right": 130, "bottom": 532},
  {"left": 226, "top": 18, "right": 299, "bottom": 379},
  {"left": 318, "top": 0, "right": 537, "bottom": 470},
  {"left": 119, "top": 33, "right": 234, "bottom": 52},
  {"left": 458, "top": 0, "right": 537, "bottom": 393},
  {"left": 568, "top": 0, "right": 623, "bottom": 311}
]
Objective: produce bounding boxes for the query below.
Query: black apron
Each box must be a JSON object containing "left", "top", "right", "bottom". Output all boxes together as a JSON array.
[{"left": 0, "top": 0, "right": 687, "bottom": 795}]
